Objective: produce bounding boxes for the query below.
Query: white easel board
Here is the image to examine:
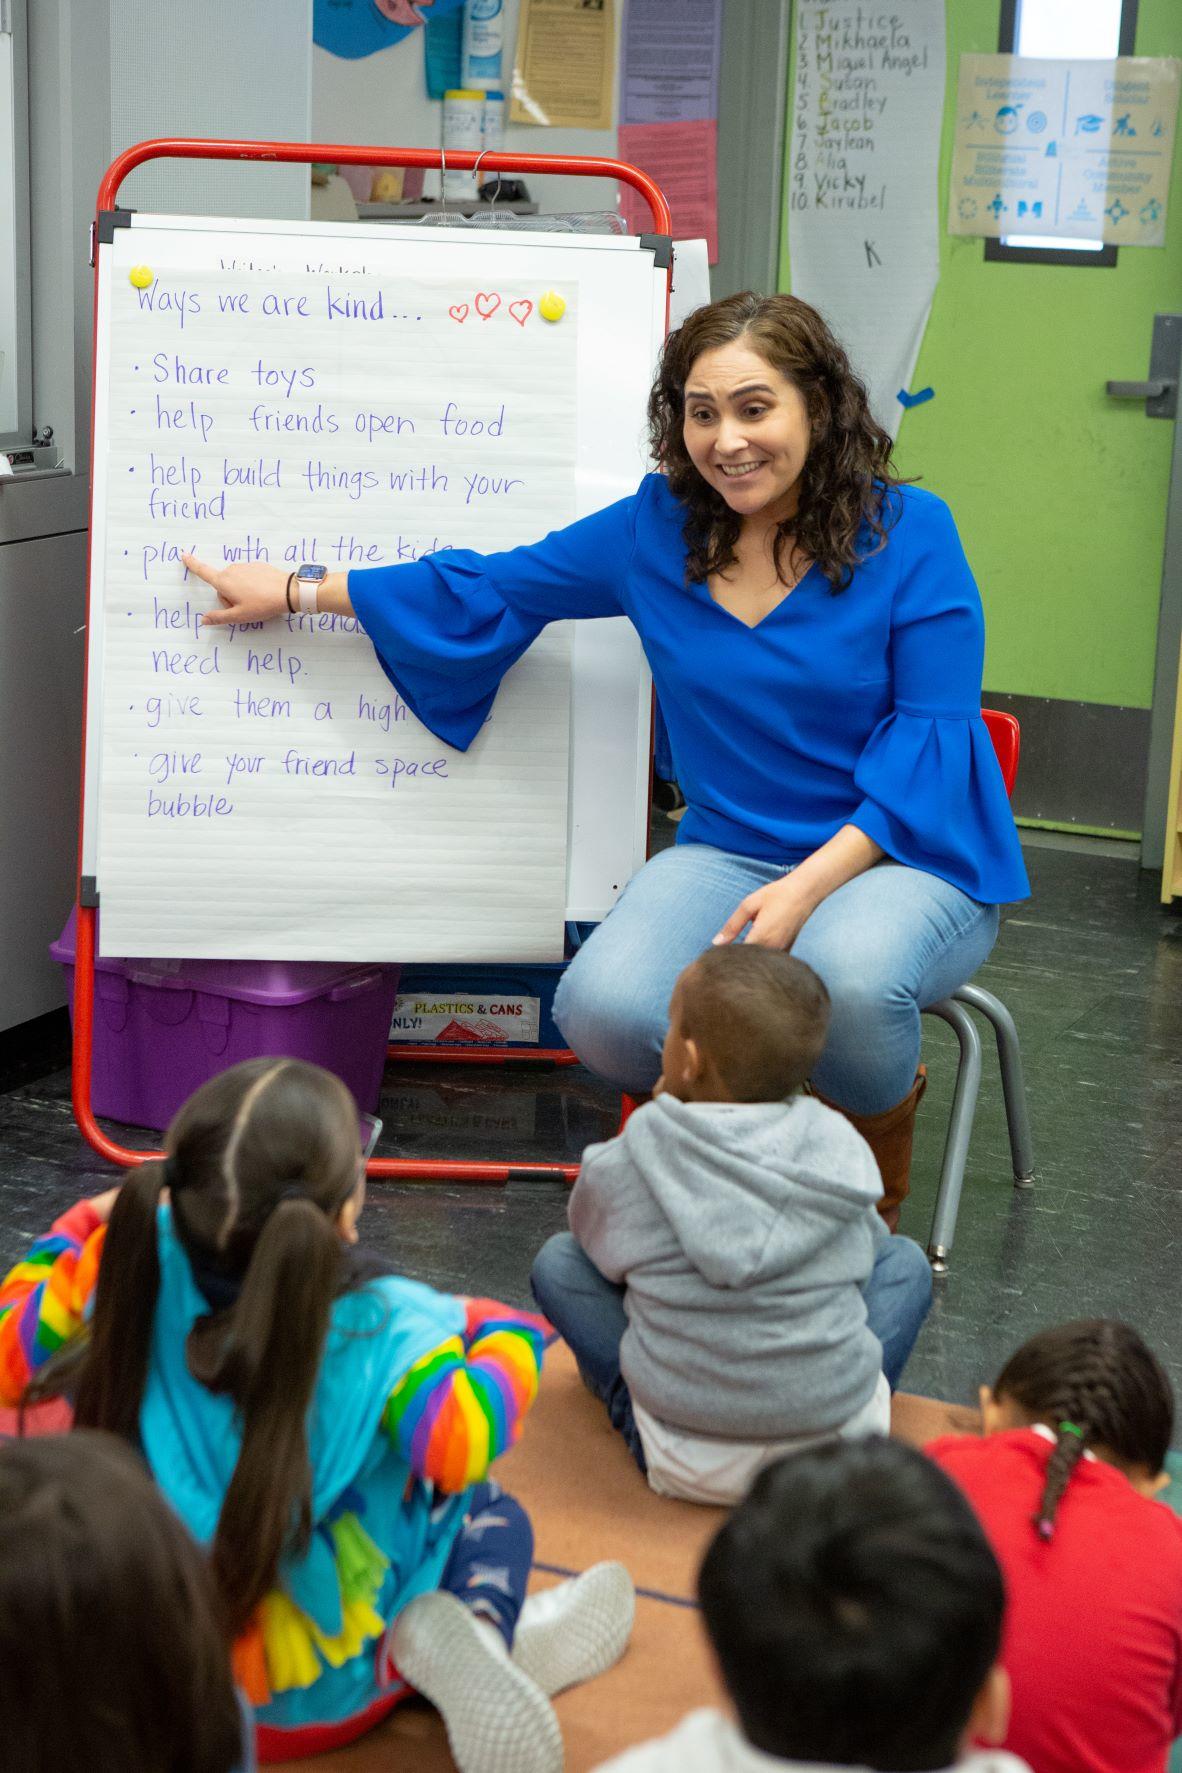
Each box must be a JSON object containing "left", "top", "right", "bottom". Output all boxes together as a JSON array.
[{"left": 82, "top": 215, "right": 666, "bottom": 962}]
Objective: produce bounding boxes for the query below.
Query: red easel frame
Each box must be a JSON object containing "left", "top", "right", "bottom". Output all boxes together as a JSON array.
[{"left": 74, "top": 138, "right": 672, "bottom": 1181}]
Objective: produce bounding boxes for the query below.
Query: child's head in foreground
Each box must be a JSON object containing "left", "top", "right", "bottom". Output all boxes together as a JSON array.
[
  {"left": 982, "top": 1317, "right": 1174, "bottom": 1536},
  {"left": 0, "top": 1431, "right": 243, "bottom": 1773},
  {"left": 661, "top": 946, "right": 830, "bottom": 1103},
  {"left": 698, "top": 1438, "right": 1008, "bottom": 1771}
]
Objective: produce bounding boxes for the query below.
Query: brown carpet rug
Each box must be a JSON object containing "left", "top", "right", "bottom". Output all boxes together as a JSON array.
[{"left": 286, "top": 1344, "right": 980, "bottom": 1772}]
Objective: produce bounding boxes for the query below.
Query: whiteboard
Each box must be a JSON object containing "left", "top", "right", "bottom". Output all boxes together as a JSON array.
[{"left": 82, "top": 216, "right": 665, "bottom": 962}]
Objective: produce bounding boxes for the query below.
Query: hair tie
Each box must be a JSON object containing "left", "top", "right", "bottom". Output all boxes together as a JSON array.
[
  {"left": 1035, "top": 1517, "right": 1055, "bottom": 1543},
  {"left": 277, "top": 1185, "right": 306, "bottom": 1205},
  {"left": 1059, "top": 1421, "right": 1084, "bottom": 1440}
]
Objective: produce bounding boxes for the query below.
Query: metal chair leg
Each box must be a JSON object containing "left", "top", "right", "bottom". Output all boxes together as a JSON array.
[
  {"left": 954, "top": 983, "right": 1036, "bottom": 1186},
  {"left": 923, "top": 999, "right": 984, "bottom": 1275}
]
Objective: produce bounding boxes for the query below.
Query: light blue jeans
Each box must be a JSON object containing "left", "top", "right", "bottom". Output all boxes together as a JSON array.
[
  {"left": 554, "top": 845, "right": 999, "bottom": 1114},
  {"left": 531, "top": 1230, "right": 934, "bottom": 1472}
]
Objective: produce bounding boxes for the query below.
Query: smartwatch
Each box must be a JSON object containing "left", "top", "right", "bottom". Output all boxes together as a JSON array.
[{"left": 295, "top": 562, "right": 328, "bottom": 613}]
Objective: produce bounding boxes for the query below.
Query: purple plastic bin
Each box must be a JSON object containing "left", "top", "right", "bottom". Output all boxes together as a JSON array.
[{"left": 52, "top": 908, "right": 400, "bottom": 1130}]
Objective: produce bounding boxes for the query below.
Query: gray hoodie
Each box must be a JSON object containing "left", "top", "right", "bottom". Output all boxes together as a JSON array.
[{"left": 569, "top": 1093, "right": 888, "bottom": 1441}]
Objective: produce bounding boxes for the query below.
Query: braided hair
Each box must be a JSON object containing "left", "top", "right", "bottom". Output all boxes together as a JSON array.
[{"left": 992, "top": 1320, "right": 1173, "bottom": 1542}]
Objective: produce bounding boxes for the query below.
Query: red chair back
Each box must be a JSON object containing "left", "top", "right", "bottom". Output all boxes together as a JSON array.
[{"left": 982, "top": 707, "right": 1020, "bottom": 799}]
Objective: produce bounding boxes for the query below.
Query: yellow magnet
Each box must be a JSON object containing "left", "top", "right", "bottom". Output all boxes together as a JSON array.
[
  {"left": 539, "top": 290, "right": 566, "bottom": 323},
  {"left": 129, "top": 265, "right": 154, "bottom": 289}
]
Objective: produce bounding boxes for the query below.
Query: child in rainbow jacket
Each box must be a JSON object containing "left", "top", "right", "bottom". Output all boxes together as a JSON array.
[{"left": 0, "top": 1057, "right": 633, "bottom": 1772}]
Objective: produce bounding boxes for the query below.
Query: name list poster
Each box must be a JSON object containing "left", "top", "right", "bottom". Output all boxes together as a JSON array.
[
  {"left": 787, "top": 1, "right": 946, "bottom": 438},
  {"left": 93, "top": 242, "right": 577, "bottom": 963}
]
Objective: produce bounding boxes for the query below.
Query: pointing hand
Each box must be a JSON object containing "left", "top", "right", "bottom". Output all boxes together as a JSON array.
[{"left": 181, "top": 554, "right": 290, "bottom": 627}]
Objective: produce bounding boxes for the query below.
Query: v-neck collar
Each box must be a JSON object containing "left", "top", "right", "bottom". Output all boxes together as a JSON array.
[{"left": 696, "top": 559, "right": 822, "bottom": 632}]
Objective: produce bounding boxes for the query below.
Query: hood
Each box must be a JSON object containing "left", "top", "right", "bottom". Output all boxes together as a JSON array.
[
  {"left": 141, "top": 1207, "right": 461, "bottom": 1548},
  {"left": 621, "top": 1093, "right": 882, "bottom": 1288}
]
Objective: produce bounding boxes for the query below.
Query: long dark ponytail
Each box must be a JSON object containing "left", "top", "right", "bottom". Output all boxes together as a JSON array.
[
  {"left": 992, "top": 1319, "right": 1173, "bottom": 1541},
  {"left": 32, "top": 1058, "right": 361, "bottom": 1635},
  {"left": 70, "top": 1162, "right": 167, "bottom": 1437}
]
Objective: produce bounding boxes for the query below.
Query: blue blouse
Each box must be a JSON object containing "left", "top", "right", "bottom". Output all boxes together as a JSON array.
[{"left": 349, "top": 474, "right": 1029, "bottom": 905}]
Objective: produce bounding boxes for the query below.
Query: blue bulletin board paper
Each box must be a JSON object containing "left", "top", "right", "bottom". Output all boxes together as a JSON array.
[{"left": 315, "top": 0, "right": 465, "bottom": 62}]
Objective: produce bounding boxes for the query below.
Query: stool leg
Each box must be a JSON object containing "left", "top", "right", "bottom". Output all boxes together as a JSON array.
[
  {"left": 923, "top": 1000, "right": 983, "bottom": 1275},
  {"left": 954, "top": 984, "right": 1035, "bottom": 1187}
]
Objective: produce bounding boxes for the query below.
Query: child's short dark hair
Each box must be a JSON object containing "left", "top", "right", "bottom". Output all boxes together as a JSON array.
[
  {"left": 992, "top": 1318, "right": 1174, "bottom": 1541},
  {"left": 0, "top": 1431, "right": 244, "bottom": 1773},
  {"left": 676, "top": 946, "right": 830, "bottom": 1101},
  {"left": 698, "top": 1439, "right": 1005, "bottom": 1771}
]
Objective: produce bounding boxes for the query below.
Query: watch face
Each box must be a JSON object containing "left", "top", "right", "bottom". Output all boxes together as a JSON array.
[{"left": 298, "top": 564, "right": 328, "bottom": 581}]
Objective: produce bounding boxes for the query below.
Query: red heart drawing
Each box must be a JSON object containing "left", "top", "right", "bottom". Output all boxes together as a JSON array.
[
  {"left": 508, "top": 299, "right": 534, "bottom": 328},
  {"left": 449, "top": 303, "right": 470, "bottom": 323},
  {"left": 475, "top": 291, "right": 501, "bottom": 319}
]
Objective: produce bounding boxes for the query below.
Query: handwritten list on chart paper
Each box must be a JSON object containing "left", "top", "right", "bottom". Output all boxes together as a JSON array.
[
  {"left": 93, "top": 251, "right": 577, "bottom": 963},
  {"left": 787, "top": 2, "right": 946, "bottom": 437}
]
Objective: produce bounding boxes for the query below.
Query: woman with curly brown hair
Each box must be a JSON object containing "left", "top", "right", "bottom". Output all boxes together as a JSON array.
[{"left": 183, "top": 293, "right": 1027, "bottom": 1231}]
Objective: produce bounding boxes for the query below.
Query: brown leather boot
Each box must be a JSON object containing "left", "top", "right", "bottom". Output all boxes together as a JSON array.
[{"left": 815, "top": 1067, "right": 927, "bottom": 1233}]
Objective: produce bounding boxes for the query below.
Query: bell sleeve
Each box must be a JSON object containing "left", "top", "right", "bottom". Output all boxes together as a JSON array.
[
  {"left": 849, "top": 495, "right": 1030, "bottom": 905},
  {"left": 347, "top": 490, "right": 639, "bottom": 750},
  {"left": 0, "top": 1200, "right": 105, "bottom": 1405}
]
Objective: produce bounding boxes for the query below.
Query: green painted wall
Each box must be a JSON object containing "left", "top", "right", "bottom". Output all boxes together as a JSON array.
[{"left": 780, "top": 0, "right": 1182, "bottom": 709}]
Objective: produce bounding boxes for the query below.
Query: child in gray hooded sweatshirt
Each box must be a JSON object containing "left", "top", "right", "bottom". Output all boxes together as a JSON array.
[{"left": 530, "top": 946, "right": 933, "bottom": 1505}]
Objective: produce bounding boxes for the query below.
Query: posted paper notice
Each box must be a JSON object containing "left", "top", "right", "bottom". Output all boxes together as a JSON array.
[
  {"left": 949, "top": 55, "right": 1181, "bottom": 246},
  {"left": 511, "top": 0, "right": 615, "bottom": 129},
  {"left": 621, "top": 0, "right": 721, "bottom": 124},
  {"left": 91, "top": 243, "right": 578, "bottom": 962},
  {"left": 618, "top": 119, "right": 718, "bottom": 261},
  {"left": 786, "top": 0, "right": 947, "bottom": 438}
]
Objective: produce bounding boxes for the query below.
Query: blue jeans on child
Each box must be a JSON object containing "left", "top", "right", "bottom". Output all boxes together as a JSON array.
[
  {"left": 530, "top": 1231, "right": 933, "bottom": 1473},
  {"left": 438, "top": 1481, "right": 534, "bottom": 1647},
  {"left": 553, "top": 845, "right": 999, "bottom": 1114}
]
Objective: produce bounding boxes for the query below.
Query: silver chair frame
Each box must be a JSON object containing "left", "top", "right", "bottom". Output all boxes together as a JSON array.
[{"left": 921, "top": 984, "right": 1035, "bottom": 1274}]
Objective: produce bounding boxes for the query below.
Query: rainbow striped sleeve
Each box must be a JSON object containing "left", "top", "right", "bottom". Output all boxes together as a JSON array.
[
  {"left": 0, "top": 1202, "right": 105, "bottom": 1406},
  {"left": 381, "top": 1300, "right": 546, "bottom": 1493}
]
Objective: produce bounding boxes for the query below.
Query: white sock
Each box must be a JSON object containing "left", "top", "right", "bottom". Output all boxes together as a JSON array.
[
  {"left": 391, "top": 1590, "right": 562, "bottom": 1773},
  {"left": 512, "top": 1562, "right": 635, "bottom": 1698},
  {"left": 474, "top": 1613, "right": 511, "bottom": 1660}
]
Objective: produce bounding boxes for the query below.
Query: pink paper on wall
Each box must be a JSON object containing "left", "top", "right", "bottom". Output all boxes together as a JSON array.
[
  {"left": 337, "top": 164, "right": 377, "bottom": 202},
  {"left": 617, "top": 118, "right": 718, "bottom": 262}
]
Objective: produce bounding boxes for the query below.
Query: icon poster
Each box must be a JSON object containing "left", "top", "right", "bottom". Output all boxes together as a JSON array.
[{"left": 949, "top": 54, "right": 1180, "bottom": 246}]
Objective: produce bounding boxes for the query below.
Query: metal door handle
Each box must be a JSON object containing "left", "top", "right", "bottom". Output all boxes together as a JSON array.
[{"left": 1106, "top": 378, "right": 1174, "bottom": 399}]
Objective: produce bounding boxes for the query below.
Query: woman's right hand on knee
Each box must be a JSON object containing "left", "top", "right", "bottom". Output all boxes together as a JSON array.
[
  {"left": 182, "top": 554, "right": 290, "bottom": 626},
  {"left": 714, "top": 876, "right": 813, "bottom": 950}
]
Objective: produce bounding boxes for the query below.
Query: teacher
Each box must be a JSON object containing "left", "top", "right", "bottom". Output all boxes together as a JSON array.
[{"left": 184, "top": 292, "right": 1028, "bottom": 1227}]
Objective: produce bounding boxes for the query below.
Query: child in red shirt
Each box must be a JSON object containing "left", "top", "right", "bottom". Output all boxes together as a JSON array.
[{"left": 928, "top": 1319, "right": 1182, "bottom": 1773}]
